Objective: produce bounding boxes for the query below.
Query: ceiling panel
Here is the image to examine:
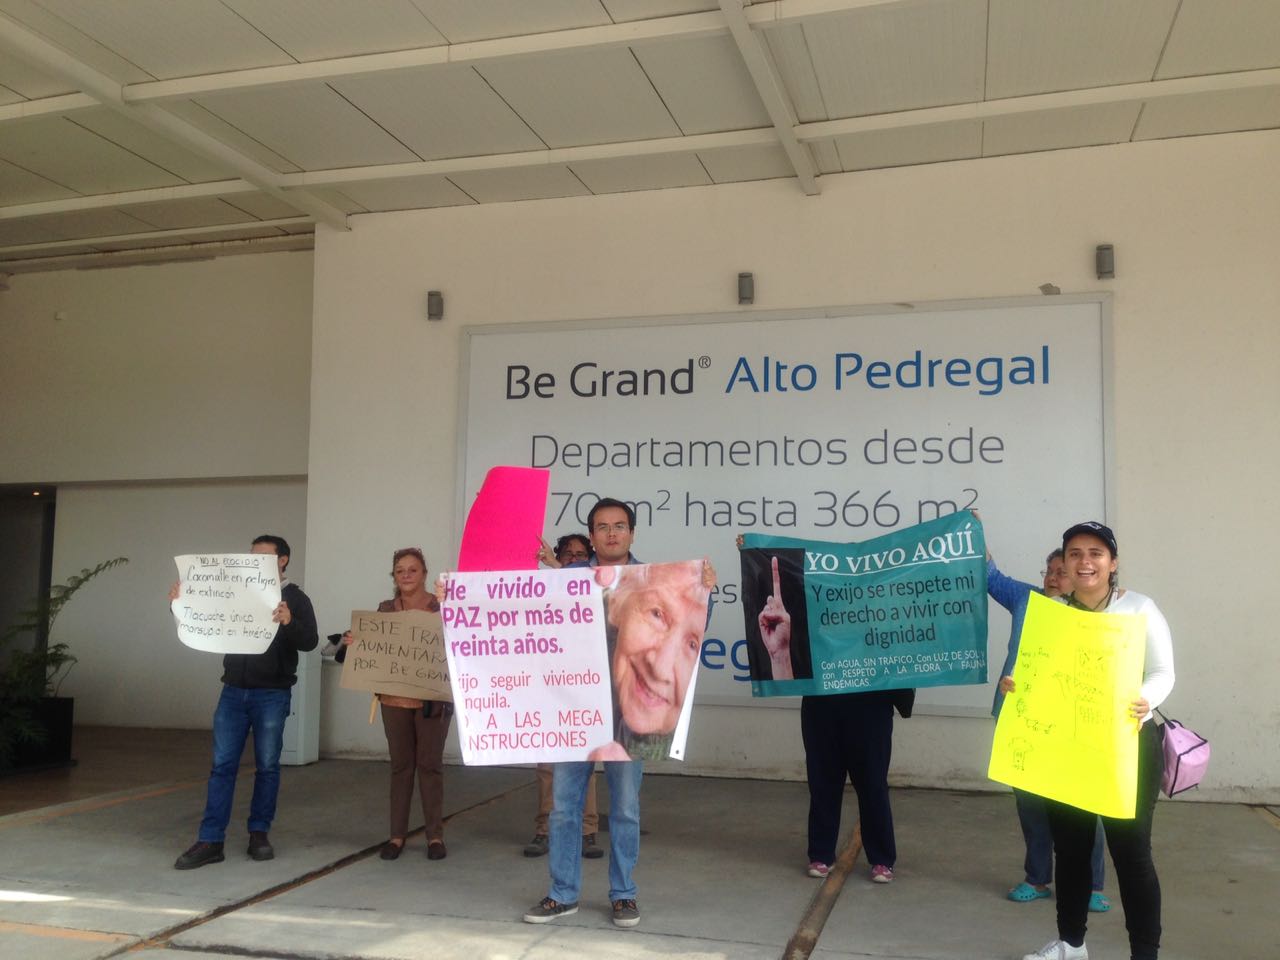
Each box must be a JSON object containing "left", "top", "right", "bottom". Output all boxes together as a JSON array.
[
  {"left": 69, "top": 108, "right": 231, "bottom": 183},
  {"left": 761, "top": 23, "right": 829, "bottom": 123},
  {"left": 221, "top": 192, "right": 307, "bottom": 220},
  {"left": 0, "top": 208, "right": 150, "bottom": 245},
  {"left": 987, "top": 0, "right": 1179, "bottom": 99},
  {"left": 834, "top": 120, "right": 982, "bottom": 171},
  {"left": 446, "top": 164, "right": 591, "bottom": 203},
  {"left": 122, "top": 197, "right": 259, "bottom": 231},
  {"left": 569, "top": 152, "right": 711, "bottom": 194},
  {"left": 1158, "top": 0, "right": 1280, "bottom": 79},
  {"left": 333, "top": 66, "right": 546, "bottom": 160},
  {"left": 408, "top": 0, "right": 610, "bottom": 43},
  {"left": 809, "top": 139, "right": 842, "bottom": 175},
  {"left": 697, "top": 143, "right": 794, "bottom": 183},
  {"left": 477, "top": 47, "right": 682, "bottom": 148},
  {"left": 160, "top": 100, "right": 302, "bottom": 174},
  {"left": 0, "top": 116, "right": 185, "bottom": 194},
  {"left": 1134, "top": 86, "right": 1280, "bottom": 140},
  {"left": 603, "top": 1, "right": 717, "bottom": 22},
  {"left": 222, "top": 0, "right": 447, "bottom": 61},
  {"left": 27, "top": 0, "right": 295, "bottom": 79},
  {"left": 802, "top": 0, "right": 987, "bottom": 118},
  {"left": 195, "top": 85, "right": 421, "bottom": 170},
  {"left": 0, "top": 156, "right": 78, "bottom": 204},
  {"left": 983, "top": 102, "right": 1141, "bottom": 157},
  {"left": 0, "top": 54, "right": 77, "bottom": 99},
  {"left": 332, "top": 175, "right": 474, "bottom": 212},
  {"left": 633, "top": 35, "right": 771, "bottom": 135},
  {"left": 0, "top": 0, "right": 153, "bottom": 83}
]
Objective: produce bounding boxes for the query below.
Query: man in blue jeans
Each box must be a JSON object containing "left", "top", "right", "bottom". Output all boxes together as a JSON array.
[
  {"left": 524, "top": 498, "right": 714, "bottom": 930},
  {"left": 173, "top": 535, "right": 318, "bottom": 870}
]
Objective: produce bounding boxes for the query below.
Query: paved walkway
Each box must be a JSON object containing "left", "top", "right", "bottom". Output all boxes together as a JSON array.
[{"left": 1, "top": 755, "right": 1277, "bottom": 959}]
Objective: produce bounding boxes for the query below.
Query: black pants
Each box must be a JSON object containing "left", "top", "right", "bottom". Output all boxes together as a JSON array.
[
  {"left": 1047, "top": 720, "right": 1164, "bottom": 960},
  {"left": 801, "top": 691, "right": 896, "bottom": 868}
]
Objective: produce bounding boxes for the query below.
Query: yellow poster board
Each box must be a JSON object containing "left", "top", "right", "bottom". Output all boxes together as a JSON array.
[{"left": 988, "top": 593, "right": 1146, "bottom": 818}]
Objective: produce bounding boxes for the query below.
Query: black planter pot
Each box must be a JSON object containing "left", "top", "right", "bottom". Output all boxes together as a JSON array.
[{"left": 11, "top": 696, "right": 75, "bottom": 771}]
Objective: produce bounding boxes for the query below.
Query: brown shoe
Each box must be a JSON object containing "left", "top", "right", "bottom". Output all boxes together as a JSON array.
[
  {"left": 379, "top": 839, "right": 404, "bottom": 861},
  {"left": 427, "top": 839, "right": 447, "bottom": 860}
]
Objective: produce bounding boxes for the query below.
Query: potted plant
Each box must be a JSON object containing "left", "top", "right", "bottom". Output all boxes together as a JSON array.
[{"left": 0, "top": 557, "right": 128, "bottom": 772}]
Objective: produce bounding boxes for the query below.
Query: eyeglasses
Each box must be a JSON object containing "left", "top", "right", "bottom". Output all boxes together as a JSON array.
[
  {"left": 559, "top": 550, "right": 590, "bottom": 561},
  {"left": 592, "top": 522, "right": 631, "bottom": 535}
]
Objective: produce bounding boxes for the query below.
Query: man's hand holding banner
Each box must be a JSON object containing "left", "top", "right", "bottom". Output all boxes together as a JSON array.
[{"left": 739, "top": 513, "right": 988, "bottom": 696}]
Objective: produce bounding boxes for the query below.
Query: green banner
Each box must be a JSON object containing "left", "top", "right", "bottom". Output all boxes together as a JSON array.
[{"left": 740, "top": 514, "right": 988, "bottom": 697}]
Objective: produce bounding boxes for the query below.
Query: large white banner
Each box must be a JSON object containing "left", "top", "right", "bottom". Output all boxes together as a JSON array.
[{"left": 460, "top": 299, "right": 1108, "bottom": 714}]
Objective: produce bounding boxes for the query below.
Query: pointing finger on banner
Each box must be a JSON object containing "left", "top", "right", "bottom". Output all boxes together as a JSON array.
[{"left": 771, "top": 556, "right": 782, "bottom": 600}]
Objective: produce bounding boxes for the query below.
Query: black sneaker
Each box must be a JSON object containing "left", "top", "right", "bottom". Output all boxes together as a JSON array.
[
  {"left": 581, "top": 833, "right": 604, "bottom": 859},
  {"left": 174, "top": 841, "right": 225, "bottom": 870},
  {"left": 523, "top": 896, "right": 578, "bottom": 923},
  {"left": 523, "top": 834, "right": 549, "bottom": 857},
  {"left": 247, "top": 831, "right": 274, "bottom": 861},
  {"left": 611, "top": 898, "right": 640, "bottom": 928}
]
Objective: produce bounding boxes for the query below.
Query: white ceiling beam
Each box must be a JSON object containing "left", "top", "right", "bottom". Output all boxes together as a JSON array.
[
  {"left": 746, "top": 0, "right": 921, "bottom": 26},
  {"left": 795, "top": 67, "right": 1280, "bottom": 140},
  {"left": 0, "top": 233, "right": 315, "bottom": 275},
  {"left": 720, "top": 0, "right": 818, "bottom": 195},
  {"left": 280, "top": 128, "right": 778, "bottom": 187},
  {"left": 0, "top": 180, "right": 258, "bottom": 220},
  {"left": 124, "top": 10, "right": 732, "bottom": 103},
  {"left": 0, "top": 12, "right": 348, "bottom": 230},
  {"left": 0, "top": 92, "right": 97, "bottom": 122},
  {"left": 32, "top": 1, "right": 896, "bottom": 108},
  {"left": 0, "top": 217, "right": 311, "bottom": 255}
]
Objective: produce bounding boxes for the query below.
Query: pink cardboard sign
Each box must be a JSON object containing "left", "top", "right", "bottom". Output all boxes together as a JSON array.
[{"left": 457, "top": 466, "right": 550, "bottom": 572}]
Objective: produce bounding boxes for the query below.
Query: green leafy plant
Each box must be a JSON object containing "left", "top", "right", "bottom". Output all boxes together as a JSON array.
[{"left": 0, "top": 557, "right": 128, "bottom": 767}]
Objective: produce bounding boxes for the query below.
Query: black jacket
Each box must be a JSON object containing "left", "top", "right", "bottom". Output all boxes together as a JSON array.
[{"left": 220, "top": 582, "right": 319, "bottom": 689}]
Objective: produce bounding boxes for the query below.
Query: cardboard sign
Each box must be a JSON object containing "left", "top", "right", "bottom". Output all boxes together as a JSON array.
[{"left": 340, "top": 608, "right": 452, "bottom": 701}]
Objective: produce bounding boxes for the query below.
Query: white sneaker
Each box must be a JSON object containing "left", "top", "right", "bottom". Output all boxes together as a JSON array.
[{"left": 1022, "top": 940, "right": 1088, "bottom": 960}]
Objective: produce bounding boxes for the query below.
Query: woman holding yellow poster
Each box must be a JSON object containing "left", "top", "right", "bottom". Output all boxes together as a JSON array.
[{"left": 1016, "top": 522, "right": 1174, "bottom": 960}]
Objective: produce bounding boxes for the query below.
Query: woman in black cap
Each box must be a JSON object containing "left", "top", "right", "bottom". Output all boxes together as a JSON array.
[{"left": 1017, "top": 521, "right": 1175, "bottom": 960}]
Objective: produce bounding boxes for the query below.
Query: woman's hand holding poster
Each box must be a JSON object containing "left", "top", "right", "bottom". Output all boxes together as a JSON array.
[
  {"left": 738, "top": 513, "right": 988, "bottom": 696},
  {"left": 440, "top": 562, "right": 710, "bottom": 765}
]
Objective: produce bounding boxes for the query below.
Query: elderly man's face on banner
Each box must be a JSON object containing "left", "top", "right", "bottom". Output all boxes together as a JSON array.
[{"left": 607, "top": 561, "right": 707, "bottom": 736}]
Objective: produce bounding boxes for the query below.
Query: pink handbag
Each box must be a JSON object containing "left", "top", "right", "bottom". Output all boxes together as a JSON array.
[{"left": 1156, "top": 709, "right": 1210, "bottom": 797}]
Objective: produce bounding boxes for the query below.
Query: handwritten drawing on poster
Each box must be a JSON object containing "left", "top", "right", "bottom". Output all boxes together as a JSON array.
[
  {"left": 988, "top": 593, "right": 1145, "bottom": 818},
  {"left": 171, "top": 553, "right": 282, "bottom": 654},
  {"left": 740, "top": 514, "right": 987, "bottom": 696},
  {"left": 441, "top": 562, "right": 710, "bottom": 765},
  {"left": 340, "top": 609, "right": 451, "bottom": 701}
]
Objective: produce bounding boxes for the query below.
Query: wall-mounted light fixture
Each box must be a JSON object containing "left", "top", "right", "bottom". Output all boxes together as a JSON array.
[
  {"left": 427, "top": 290, "right": 444, "bottom": 320},
  {"left": 738, "top": 272, "right": 754, "bottom": 305},
  {"left": 1095, "top": 244, "right": 1115, "bottom": 280}
]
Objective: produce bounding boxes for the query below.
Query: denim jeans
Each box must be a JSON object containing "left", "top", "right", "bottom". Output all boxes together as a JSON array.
[
  {"left": 198, "top": 685, "right": 291, "bottom": 843},
  {"left": 1015, "top": 787, "right": 1106, "bottom": 890},
  {"left": 549, "top": 759, "right": 642, "bottom": 903}
]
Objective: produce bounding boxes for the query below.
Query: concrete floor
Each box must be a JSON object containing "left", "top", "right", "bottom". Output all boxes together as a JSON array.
[{"left": 0, "top": 728, "right": 1276, "bottom": 960}]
